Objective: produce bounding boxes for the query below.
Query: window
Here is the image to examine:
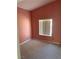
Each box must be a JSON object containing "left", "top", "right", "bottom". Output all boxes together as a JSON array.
[{"left": 39, "top": 19, "right": 53, "bottom": 36}]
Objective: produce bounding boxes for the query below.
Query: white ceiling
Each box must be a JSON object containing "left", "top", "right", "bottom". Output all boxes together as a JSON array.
[{"left": 17, "top": 0, "right": 55, "bottom": 11}]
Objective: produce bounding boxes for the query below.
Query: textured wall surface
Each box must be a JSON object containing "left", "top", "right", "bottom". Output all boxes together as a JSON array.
[
  {"left": 17, "top": 8, "right": 31, "bottom": 43},
  {"left": 31, "top": 0, "right": 61, "bottom": 44}
]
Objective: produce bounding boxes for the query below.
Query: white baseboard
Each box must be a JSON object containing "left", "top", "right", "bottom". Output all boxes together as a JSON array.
[
  {"left": 20, "top": 39, "right": 31, "bottom": 45},
  {"left": 53, "top": 42, "right": 61, "bottom": 45}
]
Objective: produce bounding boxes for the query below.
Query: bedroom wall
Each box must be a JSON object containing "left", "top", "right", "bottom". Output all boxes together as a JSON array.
[
  {"left": 31, "top": 0, "right": 61, "bottom": 44},
  {"left": 17, "top": 8, "right": 31, "bottom": 43}
]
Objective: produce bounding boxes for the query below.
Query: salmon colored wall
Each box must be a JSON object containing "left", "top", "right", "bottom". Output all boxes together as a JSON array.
[
  {"left": 17, "top": 8, "right": 31, "bottom": 43},
  {"left": 31, "top": 0, "right": 61, "bottom": 44}
]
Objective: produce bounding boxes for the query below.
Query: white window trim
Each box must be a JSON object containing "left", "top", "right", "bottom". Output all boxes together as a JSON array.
[{"left": 39, "top": 19, "right": 53, "bottom": 36}]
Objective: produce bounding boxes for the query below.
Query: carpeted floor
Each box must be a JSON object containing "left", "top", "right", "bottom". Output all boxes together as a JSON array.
[{"left": 20, "top": 40, "right": 61, "bottom": 59}]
